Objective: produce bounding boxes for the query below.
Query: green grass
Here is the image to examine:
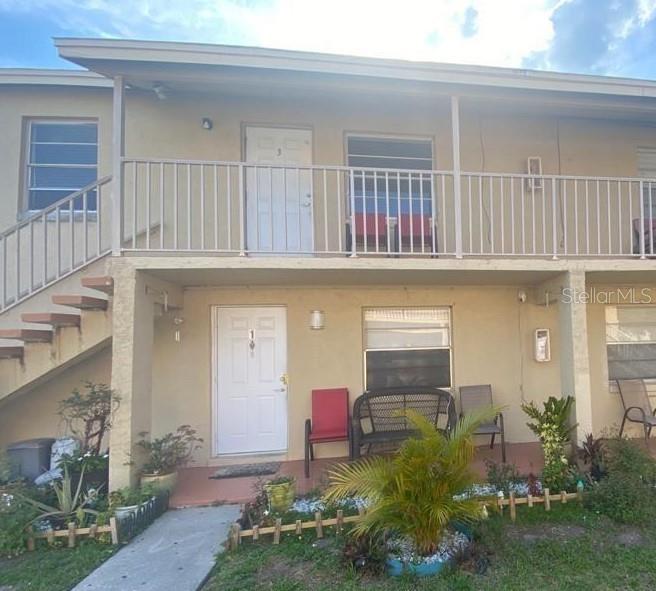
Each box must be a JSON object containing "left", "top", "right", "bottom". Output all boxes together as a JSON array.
[
  {"left": 204, "top": 504, "right": 656, "bottom": 591},
  {"left": 0, "top": 542, "right": 116, "bottom": 591}
]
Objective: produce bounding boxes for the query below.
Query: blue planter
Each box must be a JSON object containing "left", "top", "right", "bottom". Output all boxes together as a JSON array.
[{"left": 386, "top": 555, "right": 450, "bottom": 577}]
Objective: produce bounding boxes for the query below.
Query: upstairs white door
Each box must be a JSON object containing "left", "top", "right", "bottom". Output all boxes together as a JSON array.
[
  {"left": 213, "top": 306, "right": 288, "bottom": 455},
  {"left": 245, "top": 126, "right": 314, "bottom": 253}
]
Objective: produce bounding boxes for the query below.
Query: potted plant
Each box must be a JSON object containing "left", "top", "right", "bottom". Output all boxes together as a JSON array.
[
  {"left": 136, "top": 425, "right": 203, "bottom": 492},
  {"left": 109, "top": 487, "right": 145, "bottom": 518},
  {"left": 263, "top": 476, "right": 296, "bottom": 512},
  {"left": 324, "top": 407, "right": 497, "bottom": 578}
]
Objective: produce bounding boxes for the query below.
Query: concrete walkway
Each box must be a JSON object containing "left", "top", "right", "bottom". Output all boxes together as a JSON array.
[{"left": 72, "top": 505, "right": 240, "bottom": 591}]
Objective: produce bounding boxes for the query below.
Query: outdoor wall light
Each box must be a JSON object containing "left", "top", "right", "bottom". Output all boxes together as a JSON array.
[
  {"left": 173, "top": 316, "right": 185, "bottom": 342},
  {"left": 201, "top": 117, "right": 213, "bottom": 130},
  {"left": 309, "top": 310, "right": 325, "bottom": 330}
]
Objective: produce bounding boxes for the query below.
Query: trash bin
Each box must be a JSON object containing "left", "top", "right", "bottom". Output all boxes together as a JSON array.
[{"left": 7, "top": 438, "right": 56, "bottom": 481}]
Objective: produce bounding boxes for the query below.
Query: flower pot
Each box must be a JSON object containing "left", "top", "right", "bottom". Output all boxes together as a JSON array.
[
  {"left": 114, "top": 504, "right": 140, "bottom": 519},
  {"left": 264, "top": 481, "right": 295, "bottom": 512},
  {"left": 141, "top": 471, "right": 177, "bottom": 493},
  {"left": 386, "top": 555, "right": 449, "bottom": 578}
]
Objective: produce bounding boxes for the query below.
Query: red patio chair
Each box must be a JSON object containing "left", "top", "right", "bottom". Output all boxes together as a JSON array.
[
  {"left": 346, "top": 213, "right": 389, "bottom": 251},
  {"left": 304, "top": 388, "right": 349, "bottom": 477},
  {"left": 398, "top": 214, "right": 434, "bottom": 251}
]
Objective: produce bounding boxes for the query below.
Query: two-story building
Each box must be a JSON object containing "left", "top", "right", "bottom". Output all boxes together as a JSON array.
[{"left": 2, "top": 38, "right": 656, "bottom": 490}]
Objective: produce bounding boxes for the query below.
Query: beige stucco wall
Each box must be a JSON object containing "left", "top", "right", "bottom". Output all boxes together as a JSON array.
[
  {"left": 0, "top": 346, "right": 111, "bottom": 448},
  {"left": 149, "top": 284, "right": 562, "bottom": 465}
]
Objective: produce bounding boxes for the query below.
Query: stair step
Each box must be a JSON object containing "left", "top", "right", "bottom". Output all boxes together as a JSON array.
[
  {"left": 81, "top": 276, "right": 114, "bottom": 295},
  {"left": 0, "top": 328, "right": 53, "bottom": 343},
  {"left": 21, "top": 312, "right": 81, "bottom": 327},
  {"left": 0, "top": 346, "right": 24, "bottom": 360},
  {"left": 52, "top": 295, "right": 108, "bottom": 310}
]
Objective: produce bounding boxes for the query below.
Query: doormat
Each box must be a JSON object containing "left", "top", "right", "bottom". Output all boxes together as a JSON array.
[{"left": 210, "top": 462, "right": 281, "bottom": 479}]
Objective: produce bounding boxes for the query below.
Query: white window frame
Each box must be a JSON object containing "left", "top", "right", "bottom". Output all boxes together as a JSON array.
[
  {"left": 23, "top": 118, "right": 99, "bottom": 214},
  {"left": 362, "top": 306, "right": 453, "bottom": 391},
  {"left": 345, "top": 132, "right": 435, "bottom": 171},
  {"left": 606, "top": 304, "right": 656, "bottom": 385}
]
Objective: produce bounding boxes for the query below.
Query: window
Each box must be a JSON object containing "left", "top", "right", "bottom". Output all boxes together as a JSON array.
[
  {"left": 606, "top": 306, "right": 656, "bottom": 380},
  {"left": 364, "top": 307, "right": 451, "bottom": 389},
  {"left": 25, "top": 120, "right": 98, "bottom": 211},
  {"left": 347, "top": 136, "right": 433, "bottom": 217}
]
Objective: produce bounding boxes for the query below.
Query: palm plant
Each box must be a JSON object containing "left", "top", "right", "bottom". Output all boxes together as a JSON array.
[
  {"left": 20, "top": 464, "right": 101, "bottom": 527},
  {"left": 324, "top": 407, "right": 498, "bottom": 556}
]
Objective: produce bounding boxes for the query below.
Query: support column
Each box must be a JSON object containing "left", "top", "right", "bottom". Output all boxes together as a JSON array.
[
  {"left": 111, "top": 76, "right": 125, "bottom": 256},
  {"left": 109, "top": 263, "right": 154, "bottom": 489},
  {"left": 558, "top": 270, "right": 593, "bottom": 442},
  {"left": 451, "top": 95, "right": 463, "bottom": 258}
]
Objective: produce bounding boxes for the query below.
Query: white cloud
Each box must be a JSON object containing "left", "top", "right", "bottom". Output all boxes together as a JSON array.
[{"left": 0, "top": 0, "right": 563, "bottom": 68}]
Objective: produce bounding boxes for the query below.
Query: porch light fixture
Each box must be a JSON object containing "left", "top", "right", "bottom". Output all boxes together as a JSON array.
[
  {"left": 201, "top": 117, "right": 213, "bottom": 130},
  {"left": 309, "top": 310, "right": 325, "bottom": 330}
]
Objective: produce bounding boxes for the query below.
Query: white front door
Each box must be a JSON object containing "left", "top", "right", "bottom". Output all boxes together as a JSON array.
[
  {"left": 213, "top": 306, "right": 288, "bottom": 455},
  {"left": 245, "top": 126, "right": 314, "bottom": 253}
]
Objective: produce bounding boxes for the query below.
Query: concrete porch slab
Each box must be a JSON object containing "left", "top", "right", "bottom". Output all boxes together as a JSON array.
[
  {"left": 170, "top": 442, "right": 545, "bottom": 508},
  {"left": 71, "top": 505, "right": 240, "bottom": 591}
]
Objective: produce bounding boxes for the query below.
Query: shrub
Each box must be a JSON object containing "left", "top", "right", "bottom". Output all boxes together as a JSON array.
[
  {"left": 324, "top": 407, "right": 497, "bottom": 556},
  {"left": 485, "top": 460, "right": 521, "bottom": 494},
  {"left": 522, "top": 396, "right": 577, "bottom": 491},
  {"left": 0, "top": 488, "right": 39, "bottom": 558},
  {"left": 136, "top": 425, "right": 203, "bottom": 475},
  {"left": 585, "top": 438, "right": 656, "bottom": 523},
  {"left": 59, "top": 382, "right": 120, "bottom": 454}
]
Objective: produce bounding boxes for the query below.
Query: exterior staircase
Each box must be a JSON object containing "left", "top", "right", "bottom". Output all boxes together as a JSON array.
[
  {"left": 0, "top": 177, "right": 113, "bottom": 404},
  {"left": 0, "top": 271, "right": 113, "bottom": 403}
]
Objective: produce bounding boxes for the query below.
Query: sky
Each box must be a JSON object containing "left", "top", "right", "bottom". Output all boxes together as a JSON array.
[{"left": 1, "top": 0, "right": 656, "bottom": 79}]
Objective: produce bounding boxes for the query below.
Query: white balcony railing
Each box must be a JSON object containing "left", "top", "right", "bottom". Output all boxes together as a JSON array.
[{"left": 120, "top": 158, "right": 655, "bottom": 259}]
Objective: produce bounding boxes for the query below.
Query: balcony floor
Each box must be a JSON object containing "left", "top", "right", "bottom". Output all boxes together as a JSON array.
[{"left": 170, "top": 442, "right": 545, "bottom": 508}]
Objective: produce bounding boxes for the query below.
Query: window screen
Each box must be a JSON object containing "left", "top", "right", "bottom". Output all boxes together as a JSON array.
[
  {"left": 364, "top": 307, "right": 451, "bottom": 389},
  {"left": 26, "top": 121, "right": 98, "bottom": 211},
  {"left": 606, "top": 306, "right": 656, "bottom": 380}
]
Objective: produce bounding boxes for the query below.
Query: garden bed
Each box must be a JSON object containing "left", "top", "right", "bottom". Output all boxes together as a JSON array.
[{"left": 206, "top": 503, "right": 656, "bottom": 591}]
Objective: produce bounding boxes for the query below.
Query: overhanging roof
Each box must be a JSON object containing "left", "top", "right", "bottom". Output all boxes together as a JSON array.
[
  {"left": 0, "top": 68, "right": 111, "bottom": 88},
  {"left": 54, "top": 37, "right": 656, "bottom": 101}
]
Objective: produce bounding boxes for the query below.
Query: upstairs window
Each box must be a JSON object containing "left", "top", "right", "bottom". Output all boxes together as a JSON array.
[
  {"left": 364, "top": 307, "right": 451, "bottom": 389},
  {"left": 606, "top": 306, "right": 656, "bottom": 380},
  {"left": 25, "top": 120, "right": 98, "bottom": 211},
  {"left": 347, "top": 136, "right": 433, "bottom": 217}
]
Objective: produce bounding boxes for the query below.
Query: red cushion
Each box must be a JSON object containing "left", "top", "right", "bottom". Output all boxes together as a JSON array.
[
  {"left": 399, "top": 214, "right": 432, "bottom": 238},
  {"left": 310, "top": 388, "right": 349, "bottom": 438},
  {"left": 354, "top": 213, "right": 388, "bottom": 238}
]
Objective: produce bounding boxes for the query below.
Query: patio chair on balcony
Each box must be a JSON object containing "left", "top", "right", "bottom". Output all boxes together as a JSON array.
[
  {"left": 304, "top": 388, "right": 350, "bottom": 477},
  {"left": 459, "top": 384, "right": 506, "bottom": 462},
  {"left": 398, "top": 214, "right": 435, "bottom": 253},
  {"left": 345, "top": 213, "right": 392, "bottom": 253},
  {"left": 617, "top": 379, "right": 656, "bottom": 445}
]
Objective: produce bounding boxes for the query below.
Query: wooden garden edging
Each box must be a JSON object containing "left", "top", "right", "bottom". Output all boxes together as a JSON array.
[
  {"left": 496, "top": 486, "right": 584, "bottom": 522},
  {"left": 229, "top": 508, "right": 360, "bottom": 550},
  {"left": 27, "top": 517, "right": 119, "bottom": 550},
  {"left": 228, "top": 486, "right": 586, "bottom": 550}
]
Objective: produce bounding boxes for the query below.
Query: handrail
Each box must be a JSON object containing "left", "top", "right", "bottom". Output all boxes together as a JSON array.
[
  {"left": 0, "top": 176, "right": 113, "bottom": 314},
  {"left": 0, "top": 176, "right": 112, "bottom": 240}
]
